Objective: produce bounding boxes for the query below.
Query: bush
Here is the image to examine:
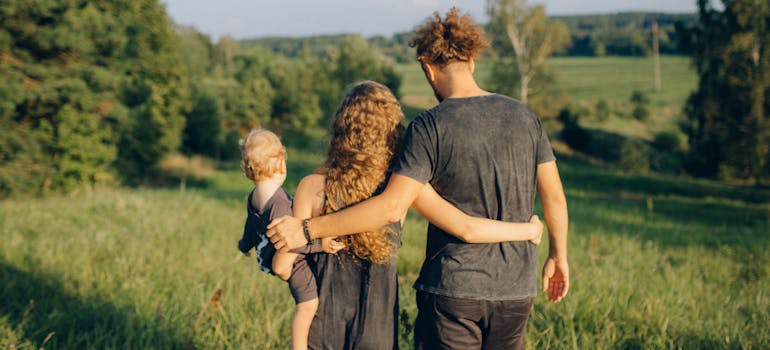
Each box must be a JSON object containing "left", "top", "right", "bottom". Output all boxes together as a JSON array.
[
  {"left": 650, "top": 149, "right": 684, "bottom": 174},
  {"left": 183, "top": 89, "right": 223, "bottom": 158},
  {"left": 630, "top": 90, "right": 650, "bottom": 121},
  {"left": 559, "top": 108, "right": 592, "bottom": 151},
  {"left": 650, "top": 131, "right": 684, "bottom": 174},
  {"left": 618, "top": 139, "right": 650, "bottom": 173},
  {"left": 651, "top": 131, "right": 683, "bottom": 153},
  {"left": 595, "top": 99, "right": 610, "bottom": 122}
]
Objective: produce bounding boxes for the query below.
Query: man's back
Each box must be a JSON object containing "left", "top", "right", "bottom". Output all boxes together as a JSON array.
[{"left": 396, "top": 94, "right": 555, "bottom": 300}]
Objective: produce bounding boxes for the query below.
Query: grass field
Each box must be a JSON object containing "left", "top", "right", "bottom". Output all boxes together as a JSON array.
[
  {"left": 3, "top": 56, "right": 767, "bottom": 349},
  {"left": 2, "top": 140, "right": 769, "bottom": 349},
  {"left": 396, "top": 55, "right": 697, "bottom": 139}
]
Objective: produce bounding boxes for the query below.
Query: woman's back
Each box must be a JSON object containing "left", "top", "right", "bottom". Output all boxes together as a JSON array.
[{"left": 293, "top": 173, "right": 401, "bottom": 350}]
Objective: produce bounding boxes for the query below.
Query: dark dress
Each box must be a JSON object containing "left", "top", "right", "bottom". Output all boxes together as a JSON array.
[{"left": 306, "top": 222, "right": 401, "bottom": 350}]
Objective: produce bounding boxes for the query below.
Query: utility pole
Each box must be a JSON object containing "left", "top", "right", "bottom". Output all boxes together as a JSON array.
[{"left": 652, "top": 21, "right": 661, "bottom": 92}]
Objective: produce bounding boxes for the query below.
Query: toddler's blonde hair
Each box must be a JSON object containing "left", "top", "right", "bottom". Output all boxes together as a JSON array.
[{"left": 240, "top": 128, "right": 286, "bottom": 181}]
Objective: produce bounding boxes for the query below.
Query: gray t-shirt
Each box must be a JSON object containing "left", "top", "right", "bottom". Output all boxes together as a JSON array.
[{"left": 394, "top": 94, "right": 555, "bottom": 300}]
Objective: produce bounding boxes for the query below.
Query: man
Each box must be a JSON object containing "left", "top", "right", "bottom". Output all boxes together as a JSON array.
[{"left": 268, "top": 7, "right": 568, "bottom": 349}]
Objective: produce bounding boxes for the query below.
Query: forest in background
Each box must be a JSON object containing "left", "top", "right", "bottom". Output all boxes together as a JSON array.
[
  {"left": 244, "top": 12, "right": 698, "bottom": 63},
  {"left": 1, "top": 1, "right": 768, "bottom": 199},
  {"left": 0, "top": 0, "right": 400, "bottom": 198}
]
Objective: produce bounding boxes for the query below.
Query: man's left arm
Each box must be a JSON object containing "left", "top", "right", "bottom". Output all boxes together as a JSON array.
[{"left": 267, "top": 174, "right": 424, "bottom": 251}]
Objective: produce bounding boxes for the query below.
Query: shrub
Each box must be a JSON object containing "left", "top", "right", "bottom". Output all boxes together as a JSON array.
[
  {"left": 630, "top": 90, "right": 650, "bottom": 121},
  {"left": 618, "top": 139, "right": 650, "bottom": 173},
  {"left": 650, "top": 131, "right": 685, "bottom": 174},
  {"left": 651, "top": 131, "right": 683, "bottom": 153},
  {"left": 595, "top": 99, "right": 610, "bottom": 122},
  {"left": 650, "top": 150, "right": 684, "bottom": 174},
  {"left": 559, "top": 107, "right": 591, "bottom": 151}
]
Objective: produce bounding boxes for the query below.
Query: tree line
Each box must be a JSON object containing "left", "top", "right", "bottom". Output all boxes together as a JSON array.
[
  {"left": 680, "top": 0, "right": 769, "bottom": 181},
  {"left": 553, "top": 12, "right": 697, "bottom": 57},
  {"left": 0, "top": 0, "right": 399, "bottom": 198},
  {"left": 248, "top": 12, "right": 697, "bottom": 64},
  {"left": 1, "top": 0, "right": 767, "bottom": 198}
]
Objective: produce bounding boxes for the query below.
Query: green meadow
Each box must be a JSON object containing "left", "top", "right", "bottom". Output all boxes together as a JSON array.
[
  {"left": 3, "top": 149, "right": 769, "bottom": 349},
  {"left": 397, "top": 55, "right": 696, "bottom": 139},
  {"left": 3, "top": 56, "right": 769, "bottom": 349},
  {"left": 397, "top": 55, "right": 695, "bottom": 108}
]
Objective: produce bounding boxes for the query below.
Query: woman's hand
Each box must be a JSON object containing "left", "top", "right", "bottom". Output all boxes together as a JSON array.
[
  {"left": 321, "top": 237, "right": 345, "bottom": 254},
  {"left": 529, "top": 215, "right": 544, "bottom": 245}
]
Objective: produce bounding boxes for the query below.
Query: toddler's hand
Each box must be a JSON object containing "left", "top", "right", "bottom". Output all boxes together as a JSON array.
[
  {"left": 529, "top": 215, "right": 544, "bottom": 246},
  {"left": 322, "top": 237, "right": 345, "bottom": 254}
]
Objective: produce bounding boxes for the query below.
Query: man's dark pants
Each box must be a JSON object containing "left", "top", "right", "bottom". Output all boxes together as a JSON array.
[{"left": 414, "top": 291, "right": 533, "bottom": 350}]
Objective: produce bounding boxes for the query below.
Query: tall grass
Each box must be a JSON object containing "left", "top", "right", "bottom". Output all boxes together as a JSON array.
[{"left": 2, "top": 146, "right": 768, "bottom": 348}]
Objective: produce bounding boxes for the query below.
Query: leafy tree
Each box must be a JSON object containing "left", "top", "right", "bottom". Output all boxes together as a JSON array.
[
  {"left": 0, "top": 117, "right": 50, "bottom": 197},
  {"left": 308, "top": 36, "right": 401, "bottom": 126},
  {"left": 182, "top": 88, "right": 222, "bottom": 158},
  {"left": 230, "top": 52, "right": 275, "bottom": 127},
  {"left": 333, "top": 36, "right": 401, "bottom": 96},
  {"left": 0, "top": 0, "right": 188, "bottom": 195},
  {"left": 487, "top": 0, "right": 571, "bottom": 104},
  {"left": 680, "top": 0, "right": 770, "bottom": 181},
  {"left": 176, "top": 26, "right": 214, "bottom": 79},
  {"left": 264, "top": 56, "right": 323, "bottom": 130},
  {"left": 213, "top": 35, "right": 241, "bottom": 77},
  {"left": 116, "top": 2, "right": 189, "bottom": 180}
]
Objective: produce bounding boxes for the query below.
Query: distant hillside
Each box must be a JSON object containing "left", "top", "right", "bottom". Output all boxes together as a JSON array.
[
  {"left": 553, "top": 12, "right": 698, "bottom": 56},
  {"left": 239, "top": 12, "right": 698, "bottom": 61},
  {"left": 239, "top": 33, "right": 412, "bottom": 63},
  {"left": 240, "top": 34, "right": 355, "bottom": 58}
]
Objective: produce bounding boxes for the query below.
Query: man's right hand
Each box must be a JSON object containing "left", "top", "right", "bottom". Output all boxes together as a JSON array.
[{"left": 266, "top": 216, "right": 306, "bottom": 252}]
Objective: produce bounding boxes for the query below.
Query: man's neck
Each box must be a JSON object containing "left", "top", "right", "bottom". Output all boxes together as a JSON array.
[
  {"left": 251, "top": 176, "right": 284, "bottom": 213},
  {"left": 435, "top": 71, "right": 490, "bottom": 101}
]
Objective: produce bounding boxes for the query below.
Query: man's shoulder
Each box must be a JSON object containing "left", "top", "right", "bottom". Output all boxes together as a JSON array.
[
  {"left": 487, "top": 94, "right": 535, "bottom": 116},
  {"left": 412, "top": 104, "right": 441, "bottom": 124}
]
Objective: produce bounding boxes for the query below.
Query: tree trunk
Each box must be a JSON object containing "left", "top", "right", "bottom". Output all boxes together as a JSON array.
[
  {"left": 180, "top": 177, "right": 186, "bottom": 192},
  {"left": 520, "top": 75, "right": 529, "bottom": 104}
]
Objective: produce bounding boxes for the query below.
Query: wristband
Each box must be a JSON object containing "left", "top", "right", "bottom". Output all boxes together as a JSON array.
[{"left": 302, "top": 219, "right": 313, "bottom": 246}]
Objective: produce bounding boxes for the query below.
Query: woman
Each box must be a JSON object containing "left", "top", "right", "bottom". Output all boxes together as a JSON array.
[{"left": 292, "top": 81, "right": 541, "bottom": 349}]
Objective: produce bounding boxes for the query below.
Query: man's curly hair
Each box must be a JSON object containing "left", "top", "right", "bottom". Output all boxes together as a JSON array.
[
  {"left": 409, "top": 7, "right": 488, "bottom": 66},
  {"left": 321, "top": 81, "right": 405, "bottom": 264}
]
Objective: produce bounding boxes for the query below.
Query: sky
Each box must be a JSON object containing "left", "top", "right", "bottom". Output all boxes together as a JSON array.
[{"left": 161, "top": 0, "right": 697, "bottom": 40}]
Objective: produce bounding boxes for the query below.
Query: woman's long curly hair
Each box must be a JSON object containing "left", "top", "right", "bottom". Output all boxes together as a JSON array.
[{"left": 321, "top": 81, "right": 405, "bottom": 264}]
